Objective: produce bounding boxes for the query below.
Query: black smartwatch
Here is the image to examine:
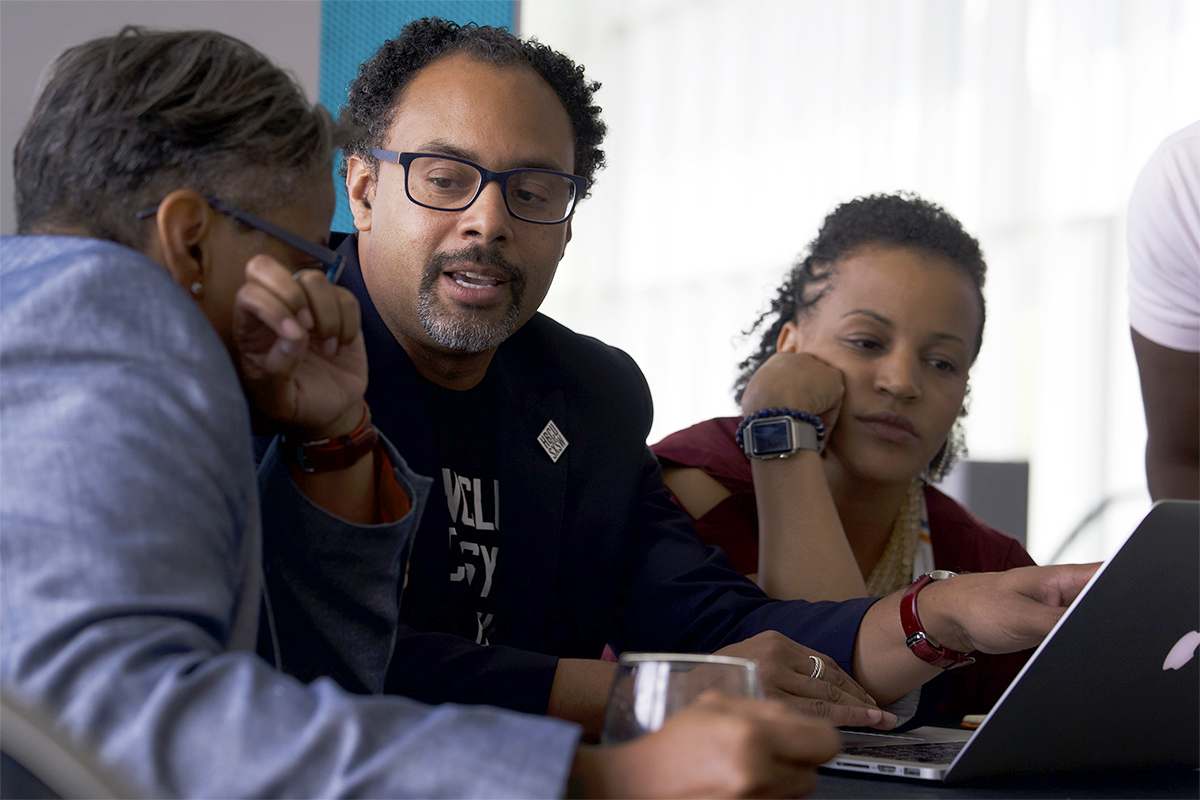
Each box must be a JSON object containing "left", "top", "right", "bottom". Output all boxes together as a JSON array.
[{"left": 741, "top": 414, "right": 823, "bottom": 459}]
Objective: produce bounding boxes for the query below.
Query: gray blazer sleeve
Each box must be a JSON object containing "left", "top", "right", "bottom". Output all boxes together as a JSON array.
[{"left": 0, "top": 236, "right": 580, "bottom": 799}]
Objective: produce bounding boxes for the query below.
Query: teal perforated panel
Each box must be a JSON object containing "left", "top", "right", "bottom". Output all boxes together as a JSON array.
[{"left": 321, "top": 1, "right": 516, "bottom": 233}]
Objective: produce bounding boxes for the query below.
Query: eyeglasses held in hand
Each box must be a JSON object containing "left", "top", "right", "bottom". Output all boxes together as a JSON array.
[
  {"left": 135, "top": 198, "right": 345, "bottom": 284},
  {"left": 371, "top": 149, "right": 587, "bottom": 225}
]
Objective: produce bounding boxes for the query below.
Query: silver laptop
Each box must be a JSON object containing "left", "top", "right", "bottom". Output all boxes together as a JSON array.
[{"left": 824, "top": 499, "right": 1200, "bottom": 783}]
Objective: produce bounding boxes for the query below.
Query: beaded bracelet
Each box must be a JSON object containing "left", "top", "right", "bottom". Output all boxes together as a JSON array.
[{"left": 735, "top": 407, "right": 827, "bottom": 448}]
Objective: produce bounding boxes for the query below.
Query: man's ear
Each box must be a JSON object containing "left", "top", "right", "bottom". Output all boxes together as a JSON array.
[
  {"left": 346, "top": 155, "right": 375, "bottom": 232},
  {"left": 777, "top": 320, "right": 805, "bottom": 354},
  {"left": 147, "top": 189, "right": 215, "bottom": 293}
]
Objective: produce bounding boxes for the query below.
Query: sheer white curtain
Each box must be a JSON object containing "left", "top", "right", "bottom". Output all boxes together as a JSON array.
[{"left": 521, "top": 0, "right": 1200, "bottom": 562}]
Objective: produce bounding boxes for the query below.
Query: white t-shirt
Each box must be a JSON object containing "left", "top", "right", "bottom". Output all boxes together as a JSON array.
[{"left": 1127, "top": 120, "right": 1200, "bottom": 353}]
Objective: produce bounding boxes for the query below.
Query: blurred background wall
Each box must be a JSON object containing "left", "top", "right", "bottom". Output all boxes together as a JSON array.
[
  {"left": 3, "top": 0, "right": 1196, "bottom": 564},
  {"left": 523, "top": 0, "right": 1199, "bottom": 564}
]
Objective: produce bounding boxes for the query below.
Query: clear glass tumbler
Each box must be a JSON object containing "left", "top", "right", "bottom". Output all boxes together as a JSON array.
[{"left": 601, "top": 652, "right": 765, "bottom": 744}]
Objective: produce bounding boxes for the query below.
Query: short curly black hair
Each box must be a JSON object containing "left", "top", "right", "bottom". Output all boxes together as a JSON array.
[
  {"left": 339, "top": 17, "right": 606, "bottom": 196},
  {"left": 734, "top": 192, "right": 988, "bottom": 480}
]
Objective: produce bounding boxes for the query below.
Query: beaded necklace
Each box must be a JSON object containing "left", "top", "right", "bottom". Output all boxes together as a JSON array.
[{"left": 864, "top": 479, "right": 934, "bottom": 596}]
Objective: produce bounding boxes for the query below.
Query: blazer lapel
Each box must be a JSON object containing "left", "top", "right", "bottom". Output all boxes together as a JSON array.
[{"left": 493, "top": 338, "right": 567, "bottom": 652}]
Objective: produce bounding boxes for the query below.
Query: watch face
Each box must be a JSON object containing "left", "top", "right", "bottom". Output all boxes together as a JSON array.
[{"left": 749, "top": 418, "right": 794, "bottom": 456}]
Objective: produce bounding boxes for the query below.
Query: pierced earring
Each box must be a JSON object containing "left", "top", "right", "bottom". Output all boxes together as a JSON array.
[
  {"left": 924, "top": 442, "right": 951, "bottom": 483},
  {"left": 924, "top": 419, "right": 966, "bottom": 483},
  {"left": 189, "top": 281, "right": 203, "bottom": 296}
]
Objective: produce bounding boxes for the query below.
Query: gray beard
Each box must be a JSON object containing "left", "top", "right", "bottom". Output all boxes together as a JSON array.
[
  {"left": 417, "top": 290, "right": 520, "bottom": 353},
  {"left": 416, "top": 246, "right": 525, "bottom": 354}
]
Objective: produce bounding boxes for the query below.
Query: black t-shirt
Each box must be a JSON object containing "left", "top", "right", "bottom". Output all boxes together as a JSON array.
[{"left": 418, "top": 372, "right": 501, "bottom": 645}]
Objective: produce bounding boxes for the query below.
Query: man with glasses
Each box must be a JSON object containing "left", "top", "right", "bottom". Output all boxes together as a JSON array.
[
  {"left": 3, "top": 25, "right": 850, "bottom": 800},
  {"left": 265, "top": 16, "right": 1096, "bottom": 740}
]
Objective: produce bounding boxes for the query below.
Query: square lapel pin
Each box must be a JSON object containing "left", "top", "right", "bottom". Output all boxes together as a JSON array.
[{"left": 537, "top": 420, "right": 568, "bottom": 463}]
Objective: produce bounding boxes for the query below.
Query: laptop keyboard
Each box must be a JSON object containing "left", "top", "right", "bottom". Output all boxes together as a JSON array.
[{"left": 842, "top": 741, "right": 966, "bottom": 763}]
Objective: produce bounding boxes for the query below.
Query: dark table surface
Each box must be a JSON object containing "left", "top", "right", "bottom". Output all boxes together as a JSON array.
[{"left": 812, "top": 767, "right": 1199, "bottom": 798}]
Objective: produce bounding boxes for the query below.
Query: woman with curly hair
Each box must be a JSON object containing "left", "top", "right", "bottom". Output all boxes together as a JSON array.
[{"left": 652, "top": 193, "right": 1035, "bottom": 718}]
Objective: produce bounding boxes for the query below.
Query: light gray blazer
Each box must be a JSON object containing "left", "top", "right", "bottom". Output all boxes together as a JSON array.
[{"left": 0, "top": 235, "right": 579, "bottom": 799}]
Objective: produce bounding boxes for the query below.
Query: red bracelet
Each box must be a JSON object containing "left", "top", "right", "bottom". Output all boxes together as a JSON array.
[
  {"left": 900, "top": 571, "right": 976, "bottom": 670},
  {"left": 282, "top": 402, "right": 379, "bottom": 474}
]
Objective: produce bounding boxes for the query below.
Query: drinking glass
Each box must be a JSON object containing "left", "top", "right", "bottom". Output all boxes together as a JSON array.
[{"left": 600, "top": 652, "right": 765, "bottom": 744}]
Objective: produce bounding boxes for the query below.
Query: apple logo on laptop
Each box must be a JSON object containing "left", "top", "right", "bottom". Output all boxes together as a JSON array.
[{"left": 1163, "top": 631, "right": 1200, "bottom": 671}]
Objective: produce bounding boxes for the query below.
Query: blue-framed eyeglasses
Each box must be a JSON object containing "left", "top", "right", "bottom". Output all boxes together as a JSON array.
[
  {"left": 371, "top": 149, "right": 587, "bottom": 225},
  {"left": 135, "top": 197, "right": 345, "bottom": 284}
]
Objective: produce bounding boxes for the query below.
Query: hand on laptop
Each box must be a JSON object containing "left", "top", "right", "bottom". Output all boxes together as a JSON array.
[
  {"left": 852, "top": 563, "right": 1101, "bottom": 704},
  {"left": 918, "top": 563, "right": 1100, "bottom": 655},
  {"left": 718, "top": 631, "right": 897, "bottom": 729}
]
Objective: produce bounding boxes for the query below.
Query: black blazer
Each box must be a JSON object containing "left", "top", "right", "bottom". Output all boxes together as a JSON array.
[{"left": 264, "top": 233, "right": 876, "bottom": 715}]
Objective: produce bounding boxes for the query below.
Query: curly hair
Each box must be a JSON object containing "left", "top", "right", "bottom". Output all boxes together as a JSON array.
[
  {"left": 734, "top": 192, "right": 988, "bottom": 480},
  {"left": 14, "top": 26, "right": 336, "bottom": 248},
  {"left": 339, "top": 17, "right": 606, "bottom": 195}
]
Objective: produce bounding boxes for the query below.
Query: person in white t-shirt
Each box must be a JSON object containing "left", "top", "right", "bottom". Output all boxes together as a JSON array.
[{"left": 1127, "top": 119, "right": 1200, "bottom": 500}]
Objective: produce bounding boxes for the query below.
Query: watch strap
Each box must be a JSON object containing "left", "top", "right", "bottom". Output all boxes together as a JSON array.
[
  {"left": 900, "top": 571, "right": 976, "bottom": 670},
  {"left": 282, "top": 402, "right": 379, "bottom": 473}
]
